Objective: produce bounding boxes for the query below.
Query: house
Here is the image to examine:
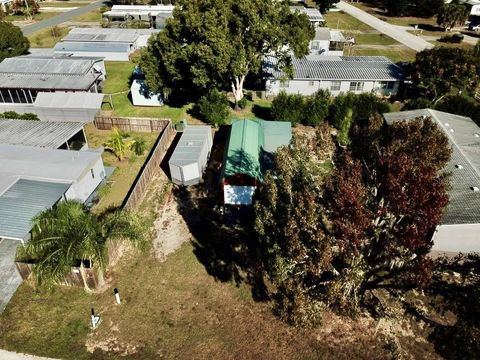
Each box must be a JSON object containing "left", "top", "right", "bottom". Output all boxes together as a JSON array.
[
  {"left": 0, "top": 55, "right": 106, "bottom": 105},
  {"left": 289, "top": 5, "right": 324, "bottom": 27},
  {"left": 264, "top": 55, "right": 405, "bottom": 97},
  {"left": 383, "top": 109, "right": 480, "bottom": 254},
  {"left": 130, "top": 66, "right": 163, "bottom": 107},
  {"left": 54, "top": 28, "right": 160, "bottom": 61},
  {"left": 309, "top": 28, "right": 348, "bottom": 56},
  {"left": 0, "top": 119, "right": 89, "bottom": 150},
  {"left": 222, "top": 119, "right": 292, "bottom": 205},
  {"left": 0, "top": 92, "right": 104, "bottom": 123},
  {"left": 168, "top": 126, "right": 213, "bottom": 186},
  {"left": 102, "top": 5, "right": 174, "bottom": 29},
  {"left": 0, "top": 144, "right": 106, "bottom": 242}
]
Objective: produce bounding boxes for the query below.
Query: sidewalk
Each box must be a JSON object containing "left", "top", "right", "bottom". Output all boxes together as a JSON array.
[{"left": 0, "top": 350, "right": 58, "bottom": 360}]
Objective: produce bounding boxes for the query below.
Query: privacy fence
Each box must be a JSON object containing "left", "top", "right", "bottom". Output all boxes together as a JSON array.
[
  {"left": 15, "top": 262, "right": 100, "bottom": 289},
  {"left": 94, "top": 115, "right": 171, "bottom": 132}
]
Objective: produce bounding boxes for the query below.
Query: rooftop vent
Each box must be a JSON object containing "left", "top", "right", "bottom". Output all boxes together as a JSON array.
[
  {"left": 471, "top": 186, "right": 480, "bottom": 192},
  {"left": 445, "top": 123, "right": 449, "bottom": 127},
  {"left": 455, "top": 164, "right": 464, "bottom": 169},
  {"left": 187, "top": 141, "right": 194, "bottom": 146},
  {"left": 450, "top": 129, "right": 454, "bottom": 133},
  {"left": 474, "top": 133, "right": 480, "bottom": 138}
]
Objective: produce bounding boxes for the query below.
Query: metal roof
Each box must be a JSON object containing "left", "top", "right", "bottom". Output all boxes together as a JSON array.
[
  {"left": 104, "top": 4, "right": 174, "bottom": 16},
  {"left": 383, "top": 109, "right": 480, "bottom": 225},
  {"left": 290, "top": 6, "right": 325, "bottom": 22},
  {"left": 34, "top": 92, "right": 104, "bottom": 110},
  {"left": 0, "top": 144, "right": 103, "bottom": 191},
  {"left": 224, "top": 119, "right": 292, "bottom": 180},
  {"left": 0, "top": 179, "right": 70, "bottom": 241},
  {"left": 0, "top": 119, "right": 84, "bottom": 149},
  {"left": 0, "top": 73, "right": 99, "bottom": 90},
  {"left": 0, "top": 56, "right": 103, "bottom": 75},
  {"left": 264, "top": 56, "right": 405, "bottom": 81},
  {"left": 169, "top": 126, "right": 212, "bottom": 167},
  {"left": 63, "top": 27, "right": 160, "bottom": 43},
  {"left": 54, "top": 41, "right": 131, "bottom": 53}
]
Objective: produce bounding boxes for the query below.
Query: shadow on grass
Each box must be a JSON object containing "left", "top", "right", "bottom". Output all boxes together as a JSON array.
[{"left": 252, "top": 104, "right": 272, "bottom": 120}]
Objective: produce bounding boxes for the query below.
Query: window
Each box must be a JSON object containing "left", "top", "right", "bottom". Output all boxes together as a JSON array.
[
  {"left": 308, "top": 81, "right": 315, "bottom": 86},
  {"left": 91, "top": 169, "right": 95, "bottom": 179},
  {"left": 311, "top": 41, "right": 320, "bottom": 50},
  {"left": 279, "top": 80, "right": 289, "bottom": 88},
  {"left": 379, "top": 81, "right": 395, "bottom": 90},
  {"left": 349, "top": 81, "right": 364, "bottom": 92},
  {"left": 330, "top": 81, "right": 341, "bottom": 91}
]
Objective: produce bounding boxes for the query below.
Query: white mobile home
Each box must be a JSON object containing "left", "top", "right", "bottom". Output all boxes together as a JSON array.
[
  {"left": 102, "top": 5, "right": 174, "bottom": 29},
  {"left": 168, "top": 126, "right": 213, "bottom": 186},
  {"left": 264, "top": 56, "right": 405, "bottom": 97},
  {"left": 384, "top": 109, "right": 480, "bottom": 254},
  {"left": 309, "top": 28, "right": 348, "bottom": 56}
]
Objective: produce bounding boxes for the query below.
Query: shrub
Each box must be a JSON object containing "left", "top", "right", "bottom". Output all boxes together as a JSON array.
[
  {"left": 132, "top": 137, "right": 147, "bottom": 156},
  {"left": 238, "top": 96, "right": 248, "bottom": 110},
  {"left": 403, "top": 97, "right": 432, "bottom": 110},
  {"left": 0, "top": 111, "right": 39, "bottom": 120},
  {"left": 197, "top": 89, "right": 230, "bottom": 126},
  {"left": 303, "top": 90, "right": 331, "bottom": 126},
  {"left": 438, "top": 33, "right": 464, "bottom": 43},
  {"left": 270, "top": 91, "right": 305, "bottom": 125}
]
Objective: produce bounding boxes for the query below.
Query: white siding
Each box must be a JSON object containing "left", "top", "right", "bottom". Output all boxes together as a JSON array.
[
  {"left": 0, "top": 103, "right": 100, "bottom": 123},
  {"left": 64, "top": 157, "right": 105, "bottom": 202},
  {"left": 432, "top": 224, "right": 480, "bottom": 253},
  {"left": 169, "top": 164, "right": 182, "bottom": 185},
  {"left": 182, "top": 163, "right": 200, "bottom": 183},
  {"left": 266, "top": 79, "right": 400, "bottom": 97}
]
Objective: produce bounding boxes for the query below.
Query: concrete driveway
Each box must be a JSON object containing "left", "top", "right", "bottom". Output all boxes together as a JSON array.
[
  {"left": 0, "top": 238, "right": 22, "bottom": 313},
  {"left": 0, "top": 349, "right": 57, "bottom": 360},
  {"left": 336, "top": 1, "right": 434, "bottom": 52},
  {"left": 22, "top": 0, "right": 106, "bottom": 36}
]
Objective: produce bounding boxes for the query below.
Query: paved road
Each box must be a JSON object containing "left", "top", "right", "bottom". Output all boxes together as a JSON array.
[
  {"left": 336, "top": 1, "right": 434, "bottom": 52},
  {"left": 22, "top": 0, "right": 105, "bottom": 36},
  {"left": 0, "top": 350, "right": 57, "bottom": 360},
  {"left": 0, "top": 238, "right": 22, "bottom": 313}
]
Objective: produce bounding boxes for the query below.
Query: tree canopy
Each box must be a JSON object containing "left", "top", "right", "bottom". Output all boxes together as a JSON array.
[
  {"left": 254, "top": 116, "right": 451, "bottom": 324},
  {"left": 436, "top": 0, "right": 468, "bottom": 31},
  {"left": 140, "top": 0, "right": 314, "bottom": 105},
  {"left": 0, "top": 21, "right": 29, "bottom": 62},
  {"left": 409, "top": 47, "right": 479, "bottom": 103}
]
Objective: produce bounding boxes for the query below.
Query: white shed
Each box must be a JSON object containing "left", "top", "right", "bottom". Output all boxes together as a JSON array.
[
  {"left": 168, "top": 126, "right": 213, "bottom": 186},
  {"left": 130, "top": 80, "right": 163, "bottom": 107}
]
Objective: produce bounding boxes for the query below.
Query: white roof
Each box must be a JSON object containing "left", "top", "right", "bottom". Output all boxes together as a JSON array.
[
  {"left": 34, "top": 92, "right": 104, "bottom": 110},
  {"left": 0, "top": 144, "right": 102, "bottom": 194},
  {"left": 63, "top": 27, "right": 160, "bottom": 43}
]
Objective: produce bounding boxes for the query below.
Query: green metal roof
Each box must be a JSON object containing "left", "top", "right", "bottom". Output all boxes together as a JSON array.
[
  {"left": 0, "top": 179, "right": 70, "bottom": 241},
  {"left": 223, "top": 119, "right": 292, "bottom": 181}
]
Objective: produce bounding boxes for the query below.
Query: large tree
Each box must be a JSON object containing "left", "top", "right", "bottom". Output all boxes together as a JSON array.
[
  {"left": 409, "top": 47, "right": 479, "bottom": 103},
  {"left": 436, "top": 0, "right": 468, "bottom": 31},
  {"left": 24, "top": 201, "right": 146, "bottom": 291},
  {"left": 0, "top": 21, "right": 29, "bottom": 62},
  {"left": 254, "top": 117, "right": 451, "bottom": 322},
  {"left": 140, "top": 0, "right": 314, "bottom": 106}
]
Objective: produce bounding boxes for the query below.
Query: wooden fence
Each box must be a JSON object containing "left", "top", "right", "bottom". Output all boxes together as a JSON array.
[
  {"left": 15, "top": 262, "right": 100, "bottom": 289},
  {"left": 122, "top": 120, "right": 176, "bottom": 209},
  {"left": 94, "top": 115, "right": 171, "bottom": 132}
]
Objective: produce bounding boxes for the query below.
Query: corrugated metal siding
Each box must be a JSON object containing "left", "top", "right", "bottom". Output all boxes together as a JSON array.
[{"left": 0, "top": 179, "right": 70, "bottom": 240}]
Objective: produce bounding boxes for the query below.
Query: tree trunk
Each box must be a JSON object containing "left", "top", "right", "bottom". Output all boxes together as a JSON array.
[
  {"left": 79, "top": 260, "right": 91, "bottom": 293},
  {"left": 97, "top": 268, "right": 106, "bottom": 289},
  {"left": 231, "top": 75, "right": 246, "bottom": 110}
]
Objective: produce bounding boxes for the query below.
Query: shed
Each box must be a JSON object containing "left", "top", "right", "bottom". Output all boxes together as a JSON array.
[
  {"left": 130, "top": 79, "right": 163, "bottom": 107},
  {"left": 223, "top": 119, "right": 292, "bottom": 205},
  {"left": 168, "top": 126, "right": 213, "bottom": 186}
]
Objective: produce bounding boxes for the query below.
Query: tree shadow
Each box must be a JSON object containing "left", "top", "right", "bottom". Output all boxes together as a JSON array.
[{"left": 252, "top": 104, "right": 273, "bottom": 120}]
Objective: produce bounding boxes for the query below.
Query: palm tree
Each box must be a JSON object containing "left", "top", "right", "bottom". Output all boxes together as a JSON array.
[
  {"left": 24, "top": 200, "right": 146, "bottom": 291},
  {"left": 104, "top": 127, "right": 135, "bottom": 161}
]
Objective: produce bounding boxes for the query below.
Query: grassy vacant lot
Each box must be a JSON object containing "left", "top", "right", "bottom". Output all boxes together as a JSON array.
[
  {"left": 40, "top": 1, "right": 90, "bottom": 8},
  {"left": 345, "top": 32, "right": 399, "bottom": 45},
  {"left": 5, "top": 11, "right": 58, "bottom": 22},
  {"left": 102, "top": 62, "right": 191, "bottom": 122},
  {"left": 84, "top": 123, "right": 158, "bottom": 211},
  {"left": 0, "top": 239, "right": 392, "bottom": 359},
  {"left": 27, "top": 26, "right": 69, "bottom": 48},
  {"left": 324, "top": 11, "right": 373, "bottom": 31}
]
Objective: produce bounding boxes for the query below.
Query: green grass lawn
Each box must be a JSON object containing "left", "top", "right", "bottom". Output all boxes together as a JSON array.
[
  {"left": 40, "top": 1, "right": 91, "bottom": 8},
  {"left": 72, "top": 8, "right": 102, "bottom": 22},
  {"left": 350, "top": 46, "right": 416, "bottom": 62},
  {"left": 324, "top": 11, "right": 373, "bottom": 31},
  {"left": 5, "top": 11, "right": 58, "bottom": 22},
  {"left": 345, "top": 33, "right": 399, "bottom": 45},
  {"left": 84, "top": 123, "right": 159, "bottom": 211},
  {"left": 27, "top": 26, "right": 69, "bottom": 48}
]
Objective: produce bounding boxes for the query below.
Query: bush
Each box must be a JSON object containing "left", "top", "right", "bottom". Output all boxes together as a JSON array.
[
  {"left": 303, "top": 90, "right": 331, "bottom": 126},
  {"left": 132, "top": 137, "right": 147, "bottom": 156},
  {"left": 0, "top": 22, "right": 29, "bottom": 62},
  {"left": 0, "top": 111, "right": 39, "bottom": 120},
  {"left": 197, "top": 89, "right": 230, "bottom": 126},
  {"left": 238, "top": 96, "right": 248, "bottom": 109},
  {"left": 403, "top": 97, "right": 432, "bottom": 110},
  {"left": 435, "top": 94, "right": 480, "bottom": 126},
  {"left": 438, "top": 33, "right": 464, "bottom": 43},
  {"left": 270, "top": 91, "right": 305, "bottom": 125}
]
